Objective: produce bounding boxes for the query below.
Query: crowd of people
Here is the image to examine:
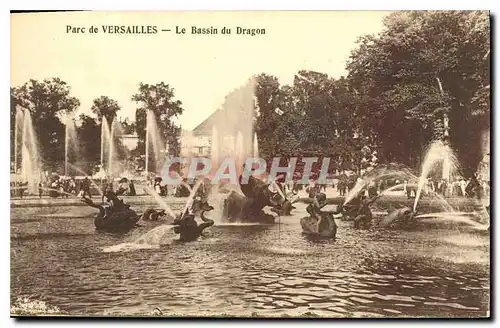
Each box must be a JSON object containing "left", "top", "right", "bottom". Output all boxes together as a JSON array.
[
  {"left": 422, "top": 176, "right": 490, "bottom": 199},
  {"left": 11, "top": 166, "right": 490, "bottom": 204},
  {"left": 251, "top": 171, "right": 490, "bottom": 203},
  {"left": 10, "top": 176, "right": 92, "bottom": 199},
  {"left": 141, "top": 168, "right": 491, "bottom": 203}
]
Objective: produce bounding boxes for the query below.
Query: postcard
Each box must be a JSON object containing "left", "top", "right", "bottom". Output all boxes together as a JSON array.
[{"left": 10, "top": 10, "right": 490, "bottom": 318}]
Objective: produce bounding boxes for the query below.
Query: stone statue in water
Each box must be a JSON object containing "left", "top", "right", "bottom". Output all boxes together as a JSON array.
[
  {"left": 300, "top": 192, "right": 339, "bottom": 238},
  {"left": 376, "top": 207, "right": 416, "bottom": 230},
  {"left": 222, "top": 167, "right": 292, "bottom": 224},
  {"left": 343, "top": 189, "right": 416, "bottom": 230},
  {"left": 81, "top": 191, "right": 141, "bottom": 233},
  {"left": 173, "top": 197, "right": 215, "bottom": 242},
  {"left": 352, "top": 194, "right": 381, "bottom": 229}
]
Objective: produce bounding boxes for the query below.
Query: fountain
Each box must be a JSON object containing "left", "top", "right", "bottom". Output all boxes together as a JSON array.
[
  {"left": 14, "top": 107, "right": 24, "bottom": 175},
  {"left": 145, "top": 114, "right": 149, "bottom": 175},
  {"left": 145, "top": 109, "right": 165, "bottom": 175},
  {"left": 227, "top": 135, "right": 235, "bottom": 156},
  {"left": 13, "top": 106, "right": 42, "bottom": 194},
  {"left": 477, "top": 130, "right": 490, "bottom": 207},
  {"left": 344, "top": 142, "right": 460, "bottom": 216},
  {"left": 103, "top": 178, "right": 208, "bottom": 252},
  {"left": 344, "top": 165, "right": 415, "bottom": 205},
  {"left": 206, "top": 78, "right": 287, "bottom": 223},
  {"left": 116, "top": 121, "right": 131, "bottom": 176},
  {"left": 474, "top": 130, "right": 491, "bottom": 223},
  {"left": 477, "top": 130, "right": 490, "bottom": 182},
  {"left": 340, "top": 160, "right": 461, "bottom": 230},
  {"left": 253, "top": 132, "right": 259, "bottom": 158},
  {"left": 100, "top": 117, "right": 111, "bottom": 176},
  {"left": 133, "top": 225, "right": 175, "bottom": 245},
  {"left": 211, "top": 125, "right": 220, "bottom": 171},
  {"left": 211, "top": 78, "right": 256, "bottom": 161},
  {"left": 235, "top": 130, "right": 245, "bottom": 175},
  {"left": 413, "top": 140, "right": 458, "bottom": 212},
  {"left": 364, "top": 140, "right": 488, "bottom": 230},
  {"left": 108, "top": 117, "right": 118, "bottom": 177},
  {"left": 62, "top": 113, "right": 78, "bottom": 177},
  {"left": 142, "top": 187, "right": 176, "bottom": 219},
  {"left": 208, "top": 127, "right": 220, "bottom": 186},
  {"left": 100, "top": 116, "right": 130, "bottom": 178},
  {"left": 67, "top": 163, "right": 104, "bottom": 196},
  {"left": 179, "top": 179, "right": 204, "bottom": 218}
]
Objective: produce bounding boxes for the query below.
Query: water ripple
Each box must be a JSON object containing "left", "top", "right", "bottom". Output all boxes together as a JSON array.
[{"left": 10, "top": 205, "right": 490, "bottom": 317}]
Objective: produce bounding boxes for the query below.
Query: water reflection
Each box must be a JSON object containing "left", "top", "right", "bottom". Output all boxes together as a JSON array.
[{"left": 11, "top": 205, "right": 489, "bottom": 317}]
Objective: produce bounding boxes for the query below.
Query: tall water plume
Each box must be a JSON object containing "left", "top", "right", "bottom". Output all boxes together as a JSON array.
[
  {"left": 236, "top": 130, "right": 245, "bottom": 174},
  {"left": 226, "top": 135, "right": 235, "bottom": 156},
  {"left": 344, "top": 164, "right": 415, "bottom": 205},
  {"left": 413, "top": 140, "right": 459, "bottom": 212},
  {"left": 211, "top": 125, "right": 220, "bottom": 172},
  {"left": 104, "top": 177, "right": 207, "bottom": 253},
  {"left": 211, "top": 77, "right": 257, "bottom": 162},
  {"left": 145, "top": 109, "right": 165, "bottom": 175},
  {"left": 62, "top": 112, "right": 78, "bottom": 177},
  {"left": 100, "top": 117, "right": 111, "bottom": 175},
  {"left": 477, "top": 129, "right": 490, "bottom": 182},
  {"left": 16, "top": 107, "right": 41, "bottom": 193},
  {"left": 13, "top": 107, "right": 24, "bottom": 174},
  {"left": 253, "top": 132, "right": 259, "bottom": 158},
  {"left": 108, "top": 117, "right": 118, "bottom": 177}
]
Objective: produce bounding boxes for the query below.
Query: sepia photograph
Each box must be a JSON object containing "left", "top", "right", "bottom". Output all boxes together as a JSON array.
[{"left": 10, "top": 10, "right": 490, "bottom": 318}]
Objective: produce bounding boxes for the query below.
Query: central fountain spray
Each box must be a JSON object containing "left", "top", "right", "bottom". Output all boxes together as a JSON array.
[{"left": 236, "top": 130, "right": 245, "bottom": 175}]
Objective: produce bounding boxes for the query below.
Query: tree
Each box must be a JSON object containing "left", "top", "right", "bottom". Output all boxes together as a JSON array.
[
  {"left": 254, "top": 74, "right": 286, "bottom": 157},
  {"left": 346, "top": 11, "right": 490, "bottom": 174},
  {"left": 10, "top": 78, "right": 80, "bottom": 169},
  {"left": 253, "top": 71, "right": 368, "bottom": 171},
  {"left": 91, "top": 96, "right": 121, "bottom": 125},
  {"left": 132, "top": 82, "right": 184, "bottom": 169},
  {"left": 291, "top": 70, "right": 335, "bottom": 149}
]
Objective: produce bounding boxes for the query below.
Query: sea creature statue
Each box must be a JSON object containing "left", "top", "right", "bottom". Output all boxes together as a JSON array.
[
  {"left": 376, "top": 207, "right": 416, "bottom": 230},
  {"left": 352, "top": 194, "right": 381, "bottom": 229},
  {"left": 271, "top": 198, "right": 295, "bottom": 216},
  {"left": 81, "top": 191, "right": 140, "bottom": 233},
  {"left": 270, "top": 182, "right": 298, "bottom": 216},
  {"left": 222, "top": 173, "right": 284, "bottom": 224},
  {"left": 173, "top": 197, "right": 215, "bottom": 242},
  {"left": 141, "top": 208, "right": 169, "bottom": 221},
  {"left": 300, "top": 193, "right": 338, "bottom": 238}
]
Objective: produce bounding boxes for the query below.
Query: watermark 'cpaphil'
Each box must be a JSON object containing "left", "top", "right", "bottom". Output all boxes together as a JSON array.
[{"left": 161, "top": 156, "right": 336, "bottom": 185}]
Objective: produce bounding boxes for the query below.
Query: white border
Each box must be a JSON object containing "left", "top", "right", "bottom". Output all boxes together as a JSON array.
[{"left": 3, "top": 1, "right": 498, "bottom": 328}]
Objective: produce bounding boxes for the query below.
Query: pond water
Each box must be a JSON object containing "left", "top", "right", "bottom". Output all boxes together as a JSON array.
[{"left": 11, "top": 202, "right": 490, "bottom": 318}]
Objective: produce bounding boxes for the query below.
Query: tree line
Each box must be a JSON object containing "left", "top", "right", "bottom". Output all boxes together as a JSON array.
[
  {"left": 10, "top": 79, "right": 184, "bottom": 174},
  {"left": 253, "top": 11, "right": 489, "bottom": 176},
  {"left": 10, "top": 11, "right": 489, "bottom": 177}
]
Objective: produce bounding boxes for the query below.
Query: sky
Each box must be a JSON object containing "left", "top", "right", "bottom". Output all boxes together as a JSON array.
[{"left": 11, "top": 11, "right": 391, "bottom": 130}]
